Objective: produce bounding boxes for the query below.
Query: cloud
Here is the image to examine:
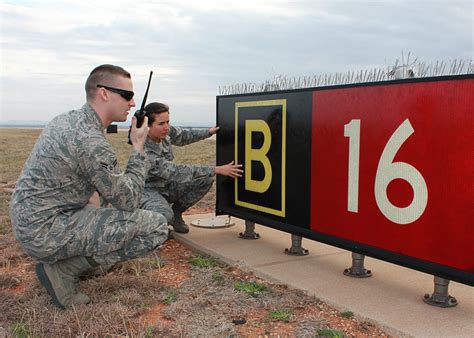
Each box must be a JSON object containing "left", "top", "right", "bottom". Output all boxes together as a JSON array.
[{"left": 1, "top": 0, "right": 472, "bottom": 124}]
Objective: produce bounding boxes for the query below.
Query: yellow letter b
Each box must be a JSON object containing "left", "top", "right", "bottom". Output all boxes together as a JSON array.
[{"left": 245, "top": 120, "right": 272, "bottom": 193}]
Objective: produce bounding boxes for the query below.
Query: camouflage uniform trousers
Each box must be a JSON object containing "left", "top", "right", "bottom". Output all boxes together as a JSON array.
[
  {"left": 141, "top": 175, "right": 214, "bottom": 224},
  {"left": 35, "top": 206, "right": 168, "bottom": 266}
]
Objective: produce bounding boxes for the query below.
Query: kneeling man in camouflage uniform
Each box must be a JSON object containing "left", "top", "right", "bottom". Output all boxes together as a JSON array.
[
  {"left": 9, "top": 65, "right": 168, "bottom": 309},
  {"left": 139, "top": 102, "right": 243, "bottom": 233}
]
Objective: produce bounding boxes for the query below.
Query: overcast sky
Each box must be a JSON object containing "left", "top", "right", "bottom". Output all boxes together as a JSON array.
[{"left": 1, "top": 0, "right": 472, "bottom": 125}]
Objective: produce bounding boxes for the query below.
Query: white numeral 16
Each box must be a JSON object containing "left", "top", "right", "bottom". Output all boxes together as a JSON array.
[{"left": 344, "top": 119, "right": 428, "bottom": 224}]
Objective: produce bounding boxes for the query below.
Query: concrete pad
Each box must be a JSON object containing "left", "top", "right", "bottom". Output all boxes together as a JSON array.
[{"left": 177, "top": 213, "right": 474, "bottom": 337}]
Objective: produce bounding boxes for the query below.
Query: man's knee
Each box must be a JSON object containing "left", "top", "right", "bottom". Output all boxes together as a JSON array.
[
  {"left": 160, "top": 207, "right": 174, "bottom": 224},
  {"left": 141, "top": 198, "right": 173, "bottom": 224},
  {"left": 129, "top": 209, "right": 169, "bottom": 252},
  {"left": 144, "top": 205, "right": 172, "bottom": 224},
  {"left": 89, "top": 209, "right": 169, "bottom": 266},
  {"left": 137, "top": 209, "right": 168, "bottom": 233}
]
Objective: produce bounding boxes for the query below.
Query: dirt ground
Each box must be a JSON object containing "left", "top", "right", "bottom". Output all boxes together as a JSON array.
[
  {"left": 0, "top": 187, "right": 387, "bottom": 336},
  {"left": 0, "top": 131, "right": 388, "bottom": 336}
]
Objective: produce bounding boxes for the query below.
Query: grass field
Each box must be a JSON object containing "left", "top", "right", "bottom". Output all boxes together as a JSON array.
[{"left": 0, "top": 128, "right": 386, "bottom": 336}]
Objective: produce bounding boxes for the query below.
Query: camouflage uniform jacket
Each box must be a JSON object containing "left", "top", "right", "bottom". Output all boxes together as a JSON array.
[
  {"left": 10, "top": 103, "right": 150, "bottom": 258},
  {"left": 144, "top": 126, "right": 214, "bottom": 190}
]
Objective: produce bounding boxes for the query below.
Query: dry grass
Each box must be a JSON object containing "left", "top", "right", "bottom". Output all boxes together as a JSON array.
[{"left": 0, "top": 128, "right": 387, "bottom": 336}]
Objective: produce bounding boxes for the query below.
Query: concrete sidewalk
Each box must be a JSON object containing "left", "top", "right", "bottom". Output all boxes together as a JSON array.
[{"left": 176, "top": 213, "right": 474, "bottom": 337}]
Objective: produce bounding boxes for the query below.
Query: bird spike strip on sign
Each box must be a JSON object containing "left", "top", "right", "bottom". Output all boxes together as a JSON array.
[{"left": 219, "top": 57, "right": 473, "bottom": 95}]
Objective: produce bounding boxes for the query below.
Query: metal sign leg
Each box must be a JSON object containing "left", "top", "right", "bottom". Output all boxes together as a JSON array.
[
  {"left": 239, "top": 220, "right": 260, "bottom": 239},
  {"left": 284, "top": 234, "right": 309, "bottom": 256},
  {"left": 423, "top": 276, "right": 458, "bottom": 307},
  {"left": 344, "top": 252, "right": 372, "bottom": 278}
]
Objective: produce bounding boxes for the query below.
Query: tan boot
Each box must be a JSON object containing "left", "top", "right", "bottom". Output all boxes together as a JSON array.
[{"left": 35, "top": 256, "right": 95, "bottom": 309}]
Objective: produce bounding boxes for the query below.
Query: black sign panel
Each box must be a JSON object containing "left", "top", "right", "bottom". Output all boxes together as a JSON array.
[
  {"left": 216, "top": 91, "right": 312, "bottom": 230},
  {"left": 216, "top": 75, "right": 474, "bottom": 287}
]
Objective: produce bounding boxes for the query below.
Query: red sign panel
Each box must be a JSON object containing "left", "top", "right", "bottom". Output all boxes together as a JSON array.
[{"left": 311, "top": 79, "right": 473, "bottom": 272}]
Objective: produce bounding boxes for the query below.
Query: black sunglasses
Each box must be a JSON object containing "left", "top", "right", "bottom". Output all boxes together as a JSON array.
[{"left": 96, "top": 84, "right": 134, "bottom": 101}]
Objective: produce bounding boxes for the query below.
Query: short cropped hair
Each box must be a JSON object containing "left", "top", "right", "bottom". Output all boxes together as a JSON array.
[
  {"left": 144, "top": 102, "right": 170, "bottom": 126},
  {"left": 85, "top": 64, "right": 131, "bottom": 101}
]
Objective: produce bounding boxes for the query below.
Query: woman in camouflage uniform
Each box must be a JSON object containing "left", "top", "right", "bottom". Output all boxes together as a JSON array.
[{"left": 140, "top": 102, "right": 243, "bottom": 233}]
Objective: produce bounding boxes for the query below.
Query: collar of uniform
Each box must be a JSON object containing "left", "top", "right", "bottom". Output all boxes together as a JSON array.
[
  {"left": 82, "top": 103, "right": 105, "bottom": 131},
  {"left": 145, "top": 136, "right": 161, "bottom": 151}
]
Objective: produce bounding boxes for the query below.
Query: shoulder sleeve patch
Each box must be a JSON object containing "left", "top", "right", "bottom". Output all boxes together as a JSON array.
[{"left": 100, "top": 159, "right": 118, "bottom": 173}]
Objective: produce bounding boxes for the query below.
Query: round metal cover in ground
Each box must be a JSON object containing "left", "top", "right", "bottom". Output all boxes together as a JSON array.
[{"left": 190, "top": 216, "right": 235, "bottom": 229}]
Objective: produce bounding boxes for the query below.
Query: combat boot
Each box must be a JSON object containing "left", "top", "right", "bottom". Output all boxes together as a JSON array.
[
  {"left": 172, "top": 205, "right": 189, "bottom": 234},
  {"left": 35, "top": 256, "right": 97, "bottom": 309}
]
